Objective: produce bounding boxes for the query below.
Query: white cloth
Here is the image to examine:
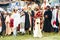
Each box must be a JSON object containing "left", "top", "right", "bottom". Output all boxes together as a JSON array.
[
  {"left": 20, "top": 16, "right": 25, "bottom": 23},
  {"left": 20, "top": 11, "right": 25, "bottom": 23},
  {"left": 33, "top": 18, "right": 42, "bottom": 38},
  {"left": 51, "top": 9, "right": 58, "bottom": 27},
  {"left": 20, "top": 22, "right": 25, "bottom": 33},
  {"left": 53, "top": 24, "right": 58, "bottom": 28}
]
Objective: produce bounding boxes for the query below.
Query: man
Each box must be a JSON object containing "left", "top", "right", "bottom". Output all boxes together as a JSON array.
[
  {"left": 20, "top": 10, "right": 25, "bottom": 34},
  {"left": 43, "top": 6, "right": 52, "bottom": 32}
]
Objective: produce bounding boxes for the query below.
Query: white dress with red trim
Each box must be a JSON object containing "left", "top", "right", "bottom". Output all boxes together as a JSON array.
[{"left": 33, "top": 11, "right": 42, "bottom": 38}]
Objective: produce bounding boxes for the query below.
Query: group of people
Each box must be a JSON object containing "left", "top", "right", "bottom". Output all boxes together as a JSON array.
[{"left": 0, "top": 1, "right": 60, "bottom": 38}]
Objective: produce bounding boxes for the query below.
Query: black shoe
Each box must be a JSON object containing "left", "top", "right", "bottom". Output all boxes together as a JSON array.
[
  {"left": 29, "top": 31, "right": 31, "bottom": 35},
  {"left": 11, "top": 32, "right": 13, "bottom": 35}
]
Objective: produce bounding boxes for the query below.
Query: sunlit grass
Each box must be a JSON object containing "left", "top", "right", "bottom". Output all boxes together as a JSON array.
[{"left": 0, "top": 32, "right": 60, "bottom": 40}]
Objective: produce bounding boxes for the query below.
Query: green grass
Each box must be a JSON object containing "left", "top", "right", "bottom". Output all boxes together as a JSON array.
[{"left": 0, "top": 32, "right": 60, "bottom": 40}]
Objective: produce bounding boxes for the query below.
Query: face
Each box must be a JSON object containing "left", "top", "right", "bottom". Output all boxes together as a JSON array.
[{"left": 28, "top": 7, "right": 31, "bottom": 10}]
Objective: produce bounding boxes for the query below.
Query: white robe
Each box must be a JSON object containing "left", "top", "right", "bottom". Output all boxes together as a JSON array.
[{"left": 12, "top": 12, "right": 20, "bottom": 28}]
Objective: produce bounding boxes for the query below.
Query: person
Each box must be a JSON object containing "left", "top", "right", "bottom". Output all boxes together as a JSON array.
[
  {"left": 51, "top": 6, "right": 59, "bottom": 32},
  {"left": 1, "top": 11, "right": 6, "bottom": 36},
  {"left": 33, "top": 6, "right": 42, "bottom": 38},
  {"left": 31, "top": 9, "right": 35, "bottom": 33},
  {"left": 24, "top": 3, "right": 31, "bottom": 34},
  {"left": 5, "top": 13, "right": 11, "bottom": 35},
  {"left": 20, "top": 10, "right": 25, "bottom": 34},
  {"left": 43, "top": 6, "right": 52, "bottom": 32},
  {"left": 58, "top": 6, "right": 60, "bottom": 30},
  {"left": 12, "top": 8, "right": 20, "bottom": 36},
  {"left": 10, "top": 13, "right": 14, "bottom": 35},
  {"left": 54, "top": 4, "right": 59, "bottom": 30},
  {"left": 27, "top": 6, "right": 32, "bottom": 34},
  {"left": 0, "top": 14, "right": 2, "bottom": 36}
]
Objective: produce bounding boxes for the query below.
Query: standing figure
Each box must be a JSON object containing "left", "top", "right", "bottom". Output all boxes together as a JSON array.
[
  {"left": 27, "top": 6, "right": 32, "bottom": 34},
  {"left": 0, "top": 14, "right": 2, "bottom": 35},
  {"left": 58, "top": 7, "right": 60, "bottom": 30},
  {"left": 51, "top": 6, "right": 59, "bottom": 32},
  {"left": 5, "top": 13, "right": 11, "bottom": 35},
  {"left": 12, "top": 8, "right": 20, "bottom": 36},
  {"left": 20, "top": 10, "right": 25, "bottom": 34},
  {"left": 1, "top": 11, "right": 6, "bottom": 36},
  {"left": 43, "top": 6, "right": 52, "bottom": 32},
  {"left": 24, "top": 11, "right": 30, "bottom": 34},
  {"left": 33, "top": 6, "right": 42, "bottom": 38}
]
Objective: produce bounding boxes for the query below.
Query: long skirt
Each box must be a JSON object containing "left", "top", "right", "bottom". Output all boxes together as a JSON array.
[
  {"left": 33, "top": 18, "right": 42, "bottom": 38},
  {"left": 6, "top": 22, "right": 11, "bottom": 35}
]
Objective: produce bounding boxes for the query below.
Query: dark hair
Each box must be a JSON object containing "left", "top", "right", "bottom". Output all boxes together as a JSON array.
[
  {"left": 47, "top": 6, "right": 50, "bottom": 9},
  {"left": 56, "top": 6, "right": 59, "bottom": 9}
]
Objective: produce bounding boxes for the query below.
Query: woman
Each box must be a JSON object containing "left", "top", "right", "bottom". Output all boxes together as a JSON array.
[
  {"left": 58, "top": 7, "right": 60, "bottom": 30},
  {"left": 5, "top": 13, "right": 11, "bottom": 35},
  {"left": 0, "top": 15, "right": 2, "bottom": 35},
  {"left": 33, "top": 6, "right": 42, "bottom": 38}
]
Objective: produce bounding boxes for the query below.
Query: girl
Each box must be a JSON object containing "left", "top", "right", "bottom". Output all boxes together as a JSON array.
[{"left": 33, "top": 6, "right": 42, "bottom": 38}]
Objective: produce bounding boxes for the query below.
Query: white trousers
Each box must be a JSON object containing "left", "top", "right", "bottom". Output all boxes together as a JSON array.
[
  {"left": 13, "top": 27, "right": 17, "bottom": 36},
  {"left": 20, "top": 22, "right": 25, "bottom": 33}
]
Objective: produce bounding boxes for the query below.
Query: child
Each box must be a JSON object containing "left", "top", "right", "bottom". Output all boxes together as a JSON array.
[{"left": 33, "top": 6, "right": 42, "bottom": 38}]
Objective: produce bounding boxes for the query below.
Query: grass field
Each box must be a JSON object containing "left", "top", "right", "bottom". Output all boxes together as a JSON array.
[{"left": 0, "top": 32, "right": 60, "bottom": 40}]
